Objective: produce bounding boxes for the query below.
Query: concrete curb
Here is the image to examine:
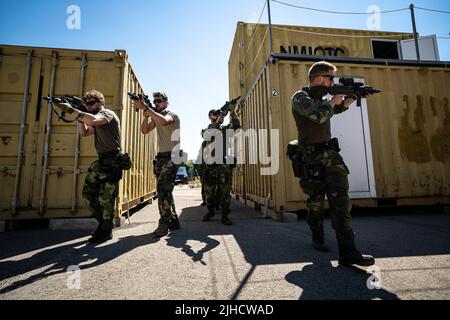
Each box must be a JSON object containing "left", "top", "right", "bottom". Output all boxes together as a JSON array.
[
  {"left": 283, "top": 212, "right": 299, "bottom": 223},
  {"left": 49, "top": 218, "right": 98, "bottom": 231}
]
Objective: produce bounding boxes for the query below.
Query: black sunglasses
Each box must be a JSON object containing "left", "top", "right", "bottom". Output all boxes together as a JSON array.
[
  {"left": 319, "top": 75, "right": 335, "bottom": 81},
  {"left": 153, "top": 99, "right": 164, "bottom": 104}
]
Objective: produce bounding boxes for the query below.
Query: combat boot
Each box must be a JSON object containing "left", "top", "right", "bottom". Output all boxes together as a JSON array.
[
  {"left": 221, "top": 217, "right": 232, "bottom": 226},
  {"left": 89, "top": 229, "right": 113, "bottom": 244},
  {"left": 202, "top": 211, "right": 215, "bottom": 222},
  {"left": 310, "top": 228, "right": 329, "bottom": 252},
  {"left": 312, "top": 235, "right": 329, "bottom": 253},
  {"left": 338, "top": 245, "right": 375, "bottom": 267},
  {"left": 153, "top": 218, "right": 170, "bottom": 238},
  {"left": 221, "top": 213, "right": 232, "bottom": 226},
  {"left": 169, "top": 214, "right": 181, "bottom": 231},
  {"left": 90, "top": 223, "right": 102, "bottom": 238}
]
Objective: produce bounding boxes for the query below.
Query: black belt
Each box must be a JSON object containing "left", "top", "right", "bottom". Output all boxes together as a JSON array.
[{"left": 304, "top": 138, "right": 338, "bottom": 151}]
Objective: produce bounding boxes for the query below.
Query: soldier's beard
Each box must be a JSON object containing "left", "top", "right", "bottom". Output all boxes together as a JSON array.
[{"left": 90, "top": 106, "right": 102, "bottom": 114}]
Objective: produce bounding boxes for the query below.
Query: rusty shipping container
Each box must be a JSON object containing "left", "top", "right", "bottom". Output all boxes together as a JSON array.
[
  {"left": 0, "top": 45, "right": 157, "bottom": 220},
  {"left": 229, "top": 23, "right": 450, "bottom": 219}
]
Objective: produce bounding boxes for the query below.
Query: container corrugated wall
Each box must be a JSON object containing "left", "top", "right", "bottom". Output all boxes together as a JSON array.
[
  {"left": 0, "top": 45, "right": 157, "bottom": 220},
  {"left": 233, "top": 66, "right": 273, "bottom": 205},
  {"left": 230, "top": 22, "right": 413, "bottom": 96},
  {"left": 230, "top": 23, "right": 450, "bottom": 216}
]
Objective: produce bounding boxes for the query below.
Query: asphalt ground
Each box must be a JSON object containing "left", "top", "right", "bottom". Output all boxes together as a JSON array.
[{"left": 1, "top": 186, "right": 449, "bottom": 300}]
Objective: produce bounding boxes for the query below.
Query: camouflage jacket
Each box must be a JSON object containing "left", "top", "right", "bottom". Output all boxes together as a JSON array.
[
  {"left": 202, "top": 112, "right": 241, "bottom": 165},
  {"left": 292, "top": 87, "right": 348, "bottom": 144}
]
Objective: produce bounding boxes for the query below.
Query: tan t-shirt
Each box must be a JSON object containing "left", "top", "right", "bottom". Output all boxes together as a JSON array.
[
  {"left": 94, "top": 109, "right": 121, "bottom": 154},
  {"left": 156, "top": 110, "right": 180, "bottom": 153}
]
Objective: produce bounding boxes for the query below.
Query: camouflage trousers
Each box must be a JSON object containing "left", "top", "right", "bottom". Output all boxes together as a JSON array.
[
  {"left": 154, "top": 155, "right": 179, "bottom": 223},
  {"left": 203, "top": 164, "right": 232, "bottom": 217},
  {"left": 201, "top": 174, "right": 221, "bottom": 206},
  {"left": 299, "top": 146, "right": 354, "bottom": 246},
  {"left": 199, "top": 175, "right": 206, "bottom": 203},
  {"left": 83, "top": 158, "right": 121, "bottom": 232}
]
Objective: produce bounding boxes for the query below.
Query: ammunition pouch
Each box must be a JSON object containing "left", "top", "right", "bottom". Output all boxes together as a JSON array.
[
  {"left": 99, "top": 151, "right": 132, "bottom": 182},
  {"left": 329, "top": 138, "right": 341, "bottom": 153},
  {"left": 287, "top": 140, "right": 308, "bottom": 180},
  {"left": 118, "top": 153, "right": 132, "bottom": 171}
]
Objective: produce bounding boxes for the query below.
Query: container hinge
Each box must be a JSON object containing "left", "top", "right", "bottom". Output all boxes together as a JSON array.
[
  {"left": 51, "top": 51, "right": 59, "bottom": 67},
  {"left": 81, "top": 53, "right": 88, "bottom": 68}
]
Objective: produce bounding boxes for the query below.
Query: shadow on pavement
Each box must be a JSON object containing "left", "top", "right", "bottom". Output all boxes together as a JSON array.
[
  {"left": 0, "top": 233, "right": 160, "bottom": 294},
  {"left": 0, "top": 230, "right": 92, "bottom": 261},
  {"left": 1, "top": 193, "right": 449, "bottom": 300},
  {"left": 169, "top": 202, "right": 449, "bottom": 300},
  {"left": 285, "top": 258, "right": 400, "bottom": 300}
]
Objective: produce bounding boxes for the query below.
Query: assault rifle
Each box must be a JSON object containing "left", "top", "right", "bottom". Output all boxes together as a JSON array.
[
  {"left": 329, "top": 77, "right": 381, "bottom": 107},
  {"left": 213, "top": 96, "right": 241, "bottom": 118},
  {"left": 128, "top": 93, "right": 158, "bottom": 113},
  {"left": 42, "top": 95, "right": 88, "bottom": 123}
]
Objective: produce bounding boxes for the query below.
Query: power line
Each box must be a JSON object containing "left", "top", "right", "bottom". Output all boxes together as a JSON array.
[
  {"left": 415, "top": 7, "right": 450, "bottom": 14},
  {"left": 244, "top": 27, "right": 270, "bottom": 83},
  {"left": 272, "top": 26, "right": 411, "bottom": 38},
  {"left": 243, "top": 0, "right": 268, "bottom": 59},
  {"left": 271, "top": 0, "right": 409, "bottom": 15}
]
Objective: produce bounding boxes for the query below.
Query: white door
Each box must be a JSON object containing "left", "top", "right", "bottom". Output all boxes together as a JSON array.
[
  {"left": 400, "top": 35, "right": 440, "bottom": 61},
  {"left": 330, "top": 79, "right": 377, "bottom": 199}
]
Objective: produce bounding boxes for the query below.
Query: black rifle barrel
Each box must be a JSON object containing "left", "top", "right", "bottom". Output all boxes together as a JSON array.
[{"left": 127, "top": 92, "right": 158, "bottom": 113}]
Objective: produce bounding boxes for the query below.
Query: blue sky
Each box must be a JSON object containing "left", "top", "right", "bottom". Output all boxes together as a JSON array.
[{"left": 1, "top": 0, "right": 449, "bottom": 159}]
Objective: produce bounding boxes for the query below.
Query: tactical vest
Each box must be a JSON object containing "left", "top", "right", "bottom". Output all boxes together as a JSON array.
[{"left": 292, "top": 87, "right": 331, "bottom": 145}]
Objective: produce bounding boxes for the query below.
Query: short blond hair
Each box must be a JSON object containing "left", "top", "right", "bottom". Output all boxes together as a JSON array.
[
  {"left": 308, "top": 61, "right": 337, "bottom": 82},
  {"left": 83, "top": 89, "right": 105, "bottom": 105}
]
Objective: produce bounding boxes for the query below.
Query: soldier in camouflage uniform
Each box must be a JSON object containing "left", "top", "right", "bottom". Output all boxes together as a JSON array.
[
  {"left": 197, "top": 110, "right": 224, "bottom": 208},
  {"left": 291, "top": 61, "right": 375, "bottom": 267},
  {"left": 55, "top": 90, "right": 124, "bottom": 244},
  {"left": 202, "top": 105, "right": 240, "bottom": 225},
  {"left": 133, "top": 92, "right": 181, "bottom": 238}
]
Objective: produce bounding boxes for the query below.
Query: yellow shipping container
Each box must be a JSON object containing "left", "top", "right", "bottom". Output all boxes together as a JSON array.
[
  {"left": 229, "top": 23, "right": 450, "bottom": 218},
  {"left": 0, "top": 45, "right": 157, "bottom": 221}
]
